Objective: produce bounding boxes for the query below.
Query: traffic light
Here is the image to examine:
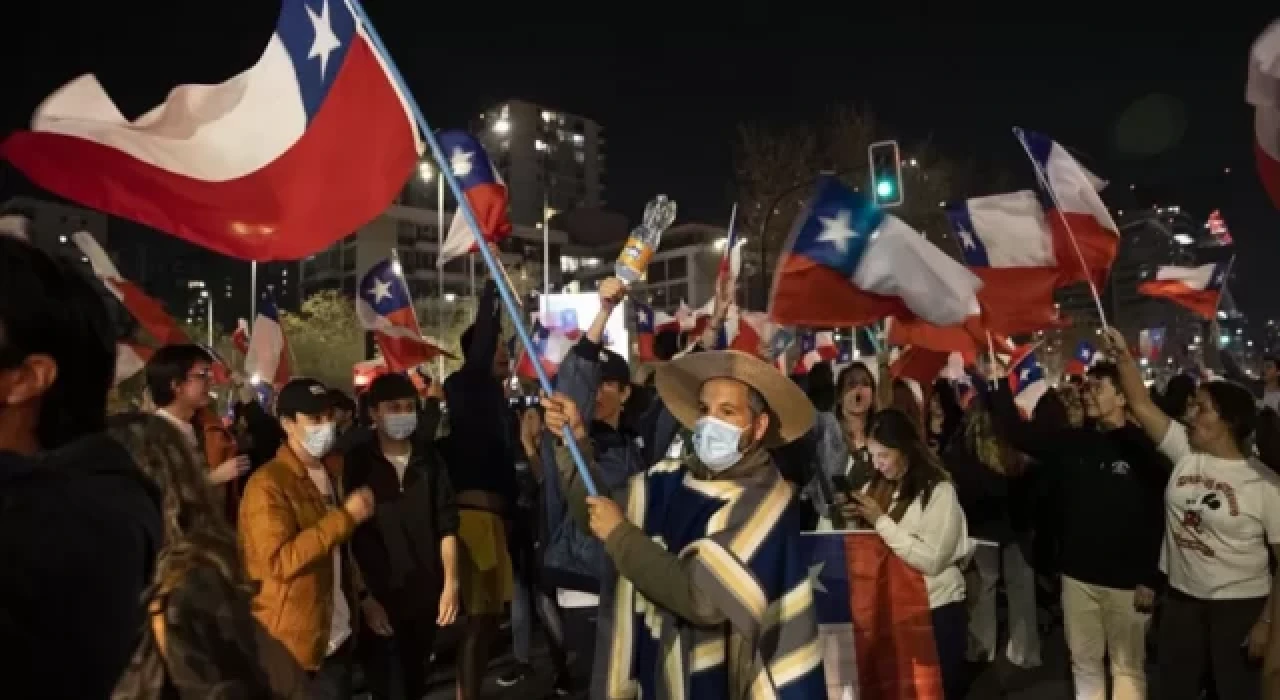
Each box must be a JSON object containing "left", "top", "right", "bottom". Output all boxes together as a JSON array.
[{"left": 867, "top": 140, "right": 903, "bottom": 207}]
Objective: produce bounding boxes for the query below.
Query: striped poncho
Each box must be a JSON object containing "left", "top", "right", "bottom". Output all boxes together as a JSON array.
[{"left": 596, "top": 457, "right": 826, "bottom": 700}]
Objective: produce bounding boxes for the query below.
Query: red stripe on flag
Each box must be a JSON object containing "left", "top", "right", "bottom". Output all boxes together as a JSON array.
[
  {"left": 0, "top": 40, "right": 418, "bottom": 262},
  {"left": 770, "top": 254, "right": 909, "bottom": 327},
  {"left": 847, "top": 534, "right": 945, "bottom": 699},
  {"left": 1137, "top": 280, "right": 1221, "bottom": 320}
]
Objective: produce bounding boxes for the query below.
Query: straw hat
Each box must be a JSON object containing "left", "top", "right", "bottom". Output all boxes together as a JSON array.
[{"left": 656, "top": 350, "right": 816, "bottom": 447}]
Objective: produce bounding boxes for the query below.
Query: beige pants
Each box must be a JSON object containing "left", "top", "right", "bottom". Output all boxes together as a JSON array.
[{"left": 1061, "top": 575, "right": 1149, "bottom": 700}]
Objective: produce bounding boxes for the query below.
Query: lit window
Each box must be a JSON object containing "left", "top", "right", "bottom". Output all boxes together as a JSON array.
[
  {"left": 572, "top": 133, "right": 584, "bottom": 146},
  {"left": 535, "top": 139, "right": 548, "bottom": 152},
  {"left": 541, "top": 110, "right": 555, "bottom": 122},
  {"left": 582, "top": 257, "right": 601, "bottom": 268},
  {"left": 574, "top": 151, "right": 585, "bottom": 164},
  {"left": 493, "top": 118, "right": 511, "bottom": 135}
]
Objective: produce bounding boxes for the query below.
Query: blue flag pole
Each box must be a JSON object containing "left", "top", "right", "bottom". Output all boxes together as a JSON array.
[{"left": 349, "top": 0, "right": 598, "bottom": 496}]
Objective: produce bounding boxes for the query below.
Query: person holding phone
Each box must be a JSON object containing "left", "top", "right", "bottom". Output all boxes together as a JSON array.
[{"left": 841, "top": 409, "right": 974, "bottom": 699}]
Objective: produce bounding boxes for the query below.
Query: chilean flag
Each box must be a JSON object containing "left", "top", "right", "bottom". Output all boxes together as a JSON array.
[
  {"left": 1007, "top": 345, "right": 1048, "bottom": 419},
  {"left": 72, "top": 232, "right": 190, "bottom": 347},
  {"left": 1137, "top": 262, "right": 1229, "bottom": 319},
  {"left": 514, "top": 321, "right": 577, "bottom": 380},
  {"left": 114, "top": 342, "right": 154, "bottom": 387},
  {"left": 244, "top": 294, "right": 291, "bottom": 388},
  {"left": 947, "top": 192, "right": 1075, "bottom": 334},
  {"left": 793, "top": 331, "right": 839, "bottom": 374},
  {"left": 1013, "top": 129, "right": 1120, "bottom": 286},
  {"left": 356, "top": 259, "right": 449, "bottom": 371},
  {"left": 634, "top": 303, "right": 678, "bottom": 362},
  {"left": 231, "top": 319, "right": 251, "bottom": 356},
  {"left": 1249, "top": 22, "right": 1280, "bottom": 208},
  {"left": 770, "top": 176, "right": 982, "bottom": 329},
  {"left": 1, "top": 0, "right": 422, "bottom": 261},
  {"left": 436, "top": 130, "right": 513, "bottom": 267},
  {"left": 1064, "top": 340, "right": 1095, "bottom": 377}
]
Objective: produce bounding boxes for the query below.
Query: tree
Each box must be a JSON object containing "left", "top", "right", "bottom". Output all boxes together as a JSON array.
[
  {"left": 279, "top": 290, "right": 365, "bottom": 391},
  {"left": 733, "top": 105, "right": 1013, "bottom": 303}
]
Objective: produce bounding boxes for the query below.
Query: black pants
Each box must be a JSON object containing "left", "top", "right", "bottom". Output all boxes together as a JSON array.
[
  {"left": 309, "top": 639, "right": 353, "bottom": 700},
  {"left": 1157, "top": 588, "right": 1265, "bottom": 700},
  {"left": 931, "top": 601, "right": 968, "bottom": 700},
  {"left": 360, "top": 614, "right": 439, "bottom": 700},
  {"left": 560, "top": 604, "right": 599, "bottom": 685}
]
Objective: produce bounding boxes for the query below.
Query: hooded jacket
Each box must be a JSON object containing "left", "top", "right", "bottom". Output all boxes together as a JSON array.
[{"left": 0, "top": 434, "right": 163, "bottom": 698}]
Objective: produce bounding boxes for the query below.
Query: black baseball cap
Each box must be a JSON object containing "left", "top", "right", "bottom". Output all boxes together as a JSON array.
[
  {"left": 276, "top": 378, "right": 335, "bottom": 419},
  {"left": 599, "top": 348, "right": 632, "bottom": 386}
]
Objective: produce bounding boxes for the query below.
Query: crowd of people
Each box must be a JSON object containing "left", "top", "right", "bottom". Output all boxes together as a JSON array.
[{"left": 6, "top": 226, "right": 1280, "bottom": 700}]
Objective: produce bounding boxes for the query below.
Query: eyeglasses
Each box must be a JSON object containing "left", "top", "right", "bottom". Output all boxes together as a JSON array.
[{"left": 187, "top": 369, "right": 213, "bottom": 382}]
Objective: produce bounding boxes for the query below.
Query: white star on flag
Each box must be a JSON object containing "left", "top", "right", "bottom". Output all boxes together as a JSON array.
[
  {"left": 306, "top": 0, "right": 343, "bottom": 80},
  {"left": 816, "top": 209, "right": 857, "bottom": 254},
  {"left": 368, "top": 278, "right": 392, "bottom": 303},
  {"left": 450, "top": 148, "right": 474, "bottom": 178},
  {"left": 958, "top": 229, "right": 976, "bottom": 249},
  {"left": 1020, "top": 367, "right": 1031, "bottom": 382},
  {"left": 808, "top": 561, "right": 828, "bottom": 594}
]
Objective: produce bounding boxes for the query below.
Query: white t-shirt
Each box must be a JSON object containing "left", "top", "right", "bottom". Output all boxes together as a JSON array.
[
  {"left": 386, "top": 451, "right": 411, "bottom": 486},
  {"left": 1158, "top": 421, "right": 1280, "bottom": 600},
  {"left": 306, "top": 465, "right": 352, "bottom": 655}
]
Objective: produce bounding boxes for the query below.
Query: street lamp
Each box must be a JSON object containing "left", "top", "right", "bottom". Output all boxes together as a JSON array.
[
  {"left": 418, "top": 162, "right": 434, "bottom": 182},
  {"left": 493, "top": 118, "right": 511, "bottom": 135}
]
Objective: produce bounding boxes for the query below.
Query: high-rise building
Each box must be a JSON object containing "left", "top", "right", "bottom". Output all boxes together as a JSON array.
[{"left": 471, "top": 99, "right": 606, "bottom": 227}]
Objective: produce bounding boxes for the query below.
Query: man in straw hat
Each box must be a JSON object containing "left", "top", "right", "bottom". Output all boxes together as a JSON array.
[{"left": 541, "top": 349, "right": 826, "bottom": 699}]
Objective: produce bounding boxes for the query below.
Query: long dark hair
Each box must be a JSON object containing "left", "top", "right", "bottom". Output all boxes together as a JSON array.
[
  {"left": 867, "top": 408, "right": 950, "bottom": 515},
  {"left": 107, "top": 413, "right": 255, "bottom": 602},
  {"left": 834, "top": 361, "right": 877, "bottom": 424}
]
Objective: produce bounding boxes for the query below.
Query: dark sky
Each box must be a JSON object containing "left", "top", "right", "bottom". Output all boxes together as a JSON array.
[{"left": 4, "top": 5, "right": 1278, "bottom": 313}]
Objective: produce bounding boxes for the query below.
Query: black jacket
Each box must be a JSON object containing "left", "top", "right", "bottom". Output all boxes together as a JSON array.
[
  {"left": 991, "top": 382, "right": 1172, "bottom": 589},
  {"left": 442, "top": 280, "right": 517, "bottom": 504},
  {"left": 0, "top": 434, "right": 163, "bottom": 698},
  {"left": 344, "top": 426, "right": 459, "bottom": 620}
]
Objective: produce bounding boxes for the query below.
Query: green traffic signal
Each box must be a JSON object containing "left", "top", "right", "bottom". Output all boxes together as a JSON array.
[{"left": 876, "top": 180, "right": 895, "bottom": 199}]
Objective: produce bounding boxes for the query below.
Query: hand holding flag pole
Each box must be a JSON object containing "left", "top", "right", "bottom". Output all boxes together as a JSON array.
[{"left": 349, "top": 0, "right": 597, "bottom": 495}]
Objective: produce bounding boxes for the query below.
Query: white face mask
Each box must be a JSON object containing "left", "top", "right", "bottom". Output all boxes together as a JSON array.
[
  {"left": 297, "top": 422, "right": 336, "bottom": 459},
  {"left": 379, "top": 412, "right": 418, "bottom": 441},
  {"left": 692, "top": 416, "right": 746, "bottom": 472}
]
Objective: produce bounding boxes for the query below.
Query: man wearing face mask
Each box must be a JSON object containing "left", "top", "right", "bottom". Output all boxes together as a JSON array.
[
  {"left": 239, "top": 378, "right": 389, "bottom": 698},
  {"left": 542, "top": 350, "right": 826, "bottom": 699},
  {"left": 344, "top": 373, "right": 459, "bottom": 700}
]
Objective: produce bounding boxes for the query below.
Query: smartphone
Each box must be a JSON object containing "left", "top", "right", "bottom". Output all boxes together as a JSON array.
[{"left": 831, "top": 474, "right": 854, "bottom": 494}]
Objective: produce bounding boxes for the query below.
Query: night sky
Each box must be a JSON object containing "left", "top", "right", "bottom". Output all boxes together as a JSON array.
[{"left": 4, "top": 5, "right": 1278, "bottom": 313}]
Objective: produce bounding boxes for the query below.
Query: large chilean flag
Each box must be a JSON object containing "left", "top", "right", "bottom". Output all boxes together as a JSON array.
[{"left": 0, "top": 0, "right": 422, "bottom": 261}]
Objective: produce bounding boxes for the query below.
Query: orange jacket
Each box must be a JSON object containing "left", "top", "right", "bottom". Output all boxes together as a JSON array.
[
  {"left": 196, "top": 408, "right": 241, "bottom": 522},
  {"left": 237, "top": 445, "right": 363, "bottom": 671}
]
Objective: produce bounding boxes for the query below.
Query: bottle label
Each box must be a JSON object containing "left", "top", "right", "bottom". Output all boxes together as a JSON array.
[{"left": 616, "top": 236, "right": 655, "bottom": 277}]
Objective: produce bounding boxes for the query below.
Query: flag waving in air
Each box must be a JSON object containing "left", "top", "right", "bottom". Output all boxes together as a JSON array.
[
  {"left": 1, "top": 0, "right": 422, "bottom": 261},
  {"left": 1137, "top": 262, "right": 1230, "bottom": 319},
  {"left": 1248, "top": 22, "right": 1280, "bottom": 208},
  {"left": 356, "top": 259, "right": 450, "bottom": 371},
  {"left": 770, "top": 176, "right": 982, "bottom": 328},
  {"left": 1064, "top": 340, "right": 1095, "bottom": 377},
  {"left": 244, "top": 294, "right": 292, "bottom": 388},
  {"left": 1007, "top": 345, "right": 1048, "bottom": 418},
  {"left": 436, "top": 130, "right": 513, "bottom": 267}
]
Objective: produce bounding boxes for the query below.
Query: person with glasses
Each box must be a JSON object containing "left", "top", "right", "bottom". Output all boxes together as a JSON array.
[{"left": 145, "top": 345, "right": 251, "bottom": 497}]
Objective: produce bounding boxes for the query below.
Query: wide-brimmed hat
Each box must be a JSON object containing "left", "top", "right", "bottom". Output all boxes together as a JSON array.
[{"left": 656, "top": 350, "right": 815, "bottom": 447}]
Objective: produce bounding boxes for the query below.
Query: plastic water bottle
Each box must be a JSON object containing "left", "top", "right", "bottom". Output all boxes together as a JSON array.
[{"left": 615, "top": 195, "right": 677, "bottom": 286}]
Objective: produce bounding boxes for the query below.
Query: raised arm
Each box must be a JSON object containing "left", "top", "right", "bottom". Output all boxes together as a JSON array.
[
  {"left": 463, "top": 276, "right": 501, "bottom": 373},
  {"left": 1102, "top": 327, "right": 1172, "bottom": 444}
]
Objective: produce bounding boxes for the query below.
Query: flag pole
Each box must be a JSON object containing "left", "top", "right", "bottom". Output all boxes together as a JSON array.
[
  {"left": 249, "top": 260, "right": 258, "bottom": 323},
  {"left": 1012, "top": 127, "right": 1110, "bottom": 330},
  {"left": 542, "top": 190, "right": 551, "bottom": 296},
  {"left": 207, "top": 294, "right": 214, "bottom": 347},
  {"left": 350, "top": 0, "right": 599, "bottom": 495},
  {"left": 437, "top": 175, "right": 446, "bottom": 378},
  {"left": 1213, "top": 255, "right": 1237, "bottom": 317}
]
